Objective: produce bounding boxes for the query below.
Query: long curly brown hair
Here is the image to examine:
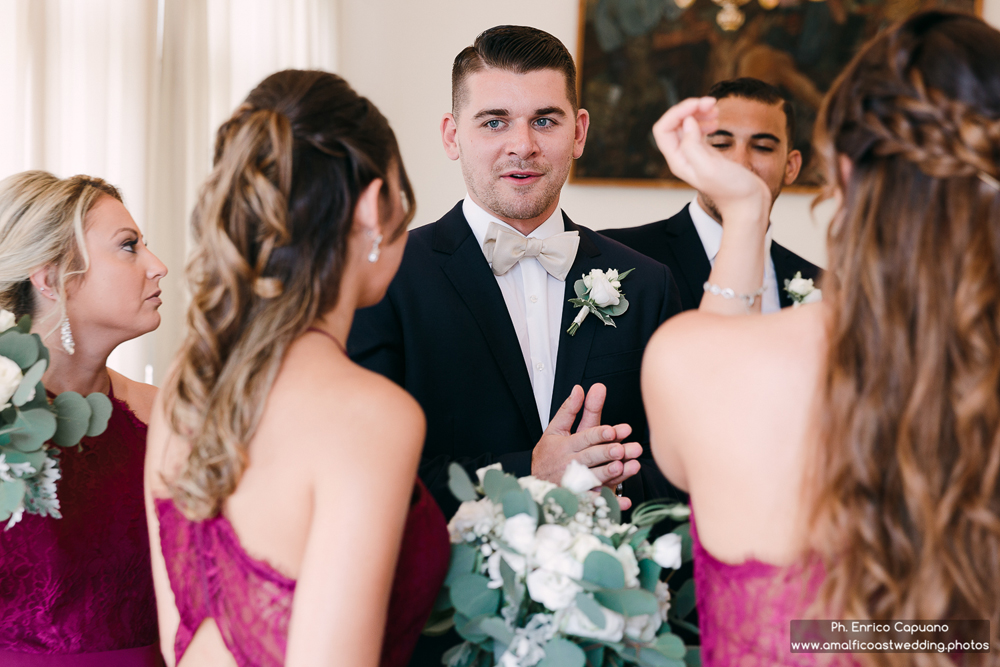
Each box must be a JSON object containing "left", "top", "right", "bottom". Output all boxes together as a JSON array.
[
  {"left": 161, "top": 70, "right": 413, "bottom": 521},
  {"left": 812, "top": 11, "right": 1000, "bottom": 664}
]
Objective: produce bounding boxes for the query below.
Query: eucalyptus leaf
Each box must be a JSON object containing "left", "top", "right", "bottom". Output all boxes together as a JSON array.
[
  {"left": 2, "top": 448, "right": 48, "bottom": 472},
  {"left": 669, "top": 617, "right": 700, "bottom": 637},
  {"left": 684, "top": 647, "right": 702, "bottom": 666},
  {"left": 18, "top": 382, "right": 49, "bottom": 411},
  {"left": 9, "top": 408, "right": 56, "bottom": 452},
  {"left": 607, "top": 650, "right": 625, "bottom": 667},
  {"left": 442, "top": 642, "right": 476, "bottom": 667},
  {"left": 638, "top": 558, "right": 661, "bottom": 593},
  {"left": 423, "top": 608, "right": 456, "bottom": 636},
  {"left": 14, "top": 314, "right": 32, "bottom": 334},
  {"left": 538, "top": 638, "right": 586, "bottom": 667},
  {"left": 449, "top": 573, "right": 500, "bottom": 619},
  {"left": 671, "top": 523, "right": 693, "bottom": 563},
  {"left": 477, "top": 616, "right": 514, "bottom": 646},
  {"left": 627, "top": 647, "right": 684, "bottom": 667},
  {"left": 543, "top": 487, "right": 578, "bottom": 517},
  {"left": 605, "top": 295, "right": 629, "bottom": 317},
  {"left": 594, "top": 309, "right": 616, "bottom": 327},
  {"left": 585, "top": 644, "right": 605, "bottom": 667},
  {"left": 629, "top": 526, "right": 652, "bottom": 550},
  {"left": 52, "top": 392, "right": 93, "bottom": 447},
  {"left": 12, "top": 359, "right": 46, "bottom": 406},
  {"left": 0, "top": 332, "right": 38, "bottom": 369},
  {"left": 673, "top": 579, "right": 696, "bottom": 619},
  {"left": 596, "top": 534, "right": 615, "bottom": 547},
  {"left": 653, "top": 633, "right": 687, "bottom": 659},
  {"left": 574, "top": 592, "right": 607, "bottom": 629},
  {"left": 600, "top": 487, "right": 621, "bottom": 523},
  {"left": 453, "top": 613, "right": 490, "bottom": 643},
  {"left": 84, "top": 393, "right": 113, "bottom": 438},
  {"left": 32, "top": 334, "right": 49, "bottom": 366},
  {"left": 501, "top": 488, "right": 538, "bottom": 521},
  {"left": 446, "top": 543, "right": 477, "bottom": 586},
  {"left": 448, "top": 463, "right": 479, "bottom": 503},
  {"left": 482, "top": 469, "right": 520, "bottom": 503},
  {"left": 499, "top": 554, "right": 523, "bottom": 606},
  {"left": 0, "top": 477, "right": 26, "bottom": 518},
  {"left": 583, "top": 551, "right": 625, "bottom": 590},
  {"left": 574, "top": 279, "right": 589, "bottom": 299},
  {"left": 593, "top": 588, "right": 659, "bottom": 617}
]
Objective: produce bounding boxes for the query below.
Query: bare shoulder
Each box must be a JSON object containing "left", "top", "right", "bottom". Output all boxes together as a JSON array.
[{"left": 108, "top": 369, "right": 158, "bottom": 424}]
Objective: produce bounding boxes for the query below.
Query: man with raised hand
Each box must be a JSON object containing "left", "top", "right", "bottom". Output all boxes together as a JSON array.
[
  {"left": 604, "top": 78, "right": 821, "bottom": 312},
  {"left": 349, "top": 25, "right": 682, "bottom": 519}
]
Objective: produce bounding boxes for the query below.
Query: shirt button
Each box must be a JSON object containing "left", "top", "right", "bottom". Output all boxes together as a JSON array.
[
  {"left": 530, "top": 295, "right": 538, "bottom": 303},
  {"left": 536, "top": 362, "right": 544, "bottom": 371}
]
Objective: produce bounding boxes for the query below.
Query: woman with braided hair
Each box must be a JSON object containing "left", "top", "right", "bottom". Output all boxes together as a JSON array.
[
  {"left": 144, "top": 70, "right": 449, "bottom": 666},
  {"left": 644, "top": 11, "right": 1000, "bottom": 666}
]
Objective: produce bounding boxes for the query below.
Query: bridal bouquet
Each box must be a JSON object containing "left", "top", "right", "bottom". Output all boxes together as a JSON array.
[
  {"left": 0, "top": 310, "right": 112, "bottom": 529},
  {"left": 428, "top": 460, "right": 697, "bottom": 667}
]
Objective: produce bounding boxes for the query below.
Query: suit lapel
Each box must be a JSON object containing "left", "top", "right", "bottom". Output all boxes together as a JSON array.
[
  {"left": 664, "top": 206, "right": 713, "bottom": 309},
  {"left": 435, "top": 205, "right": 544, "bottom": 441},
  {"left": 549, "top": 213, "right": 602, "bottom": 421}
]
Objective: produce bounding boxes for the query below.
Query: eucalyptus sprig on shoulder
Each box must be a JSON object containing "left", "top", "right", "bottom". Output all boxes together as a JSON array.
[
  {"left": 567, "top": 268, "right": 635, "bottom": 336},
  {"left": 0, "top": 310, "right": 112, "bottom": 529}
]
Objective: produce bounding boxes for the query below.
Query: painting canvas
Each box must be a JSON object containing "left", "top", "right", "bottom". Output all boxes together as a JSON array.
[{"left": 573, "top": 0, "right": 981, "bottom": 188}]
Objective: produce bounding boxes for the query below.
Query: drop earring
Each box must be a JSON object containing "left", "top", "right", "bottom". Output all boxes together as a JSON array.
[
  {"left": 60, "top": 316, "right": 75, "bottom": 355},
  {"left": 367, "top": 231, "right": 383, "bottom": 263}
]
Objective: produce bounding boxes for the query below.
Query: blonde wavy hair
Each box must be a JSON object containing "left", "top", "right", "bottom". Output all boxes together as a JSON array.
[
  {"left": 162, "top": 70, "right": 414, "bottom": 521},
  {"left": 812, "top": 12, "right": 1000, "bottom": 664},
  {"left": 0, "top": 171, "right": 122, "bottom": 331}
]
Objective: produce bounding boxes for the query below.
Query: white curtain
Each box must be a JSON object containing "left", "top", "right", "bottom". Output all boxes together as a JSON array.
[{"left": 0, "top": 0, "right": 339, "bottom": 384}]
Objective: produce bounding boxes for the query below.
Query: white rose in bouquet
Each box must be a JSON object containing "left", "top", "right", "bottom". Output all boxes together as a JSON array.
[
  {"left": 518, "top": 475, "right": 557, "bottom": 504},
  {"left": 561, "top": 459, "right": 601, "bottom": 494},
  {"left": 616, "top": 544, "right": 641, "bottom": 588},
  {"left": 0, "top": 356, "right": 24, "bottom": 409},
  {"left": 625, "top": 613, "right": 663, "bottom": 643},
  {"left": 0, "top": 309, "right": 15, "bottom": 333},
  {"left": 559, "top": 603, "right": 626, "bottom": 642},
  {"left": 526, "top": 567, "right": 581, "bottom": 611},
  {"left": 502, "top": 513, "right": 538, "bottom": 556},
  {"left": 655, "top": 580, "right": 672, "bottom": 621},
  {"left": 651, "top": 533, "right": 683, "bottom": 570}
]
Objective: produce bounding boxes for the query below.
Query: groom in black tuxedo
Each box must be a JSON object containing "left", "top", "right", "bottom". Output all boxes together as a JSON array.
[
  {"left": 348, "top": 25, "right": 682, "bottom": 520},
  {"left": 604, "top": 78, "right": 821, "bottom": 311}
]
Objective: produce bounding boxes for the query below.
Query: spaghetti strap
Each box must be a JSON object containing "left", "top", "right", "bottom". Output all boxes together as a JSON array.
[{"left": 305, "top": 327, "right": 346, "bottom": 355}]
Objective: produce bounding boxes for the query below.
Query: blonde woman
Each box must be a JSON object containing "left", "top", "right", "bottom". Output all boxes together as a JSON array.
[
  {"left": 0, "top": 172, "right": 168, "bottom": 665},
  {"left": 645, "top": 11, "right": 1000, "bottom": 666},
  {"left": 145, "top": 70, "right": 449, "bottom": 667}
]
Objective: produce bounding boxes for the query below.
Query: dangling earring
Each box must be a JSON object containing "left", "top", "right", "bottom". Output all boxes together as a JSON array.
[
  {"left": 60, "top": 316, "right": 75, "bottom": 355},
  {"left": 367, "top": 231, "right": 383, "bottom": 263}
]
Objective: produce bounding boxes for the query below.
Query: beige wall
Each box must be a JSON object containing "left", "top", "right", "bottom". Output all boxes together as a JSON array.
[{"left": 340, "top": 0, "right": 1000, "bottom": 269}]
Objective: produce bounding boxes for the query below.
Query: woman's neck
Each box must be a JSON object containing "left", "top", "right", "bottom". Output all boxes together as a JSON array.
[{"left": 33, "top": 323, "right": 115, "bottom": 396}]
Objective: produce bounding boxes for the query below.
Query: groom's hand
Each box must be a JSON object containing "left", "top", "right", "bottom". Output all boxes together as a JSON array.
[{"left": 531, "top": 384, "right": 642, "bottom": 509}]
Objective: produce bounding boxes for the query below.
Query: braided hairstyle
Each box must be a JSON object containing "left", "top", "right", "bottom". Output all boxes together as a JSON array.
[
  {"left": 162, "top": 70, "right": 414, "bottom": 520},
  {"left": 812, "top": 12, "right": 1000, "bottom": 662}
]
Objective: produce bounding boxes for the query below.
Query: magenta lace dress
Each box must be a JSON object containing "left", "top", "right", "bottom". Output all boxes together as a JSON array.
[
  {"left": 692, "top": 516, "right": 859, "bottom": 666},
  {"left": 155, "top": 477, "right": 450, "bottom": 666},
  {"left": 0, "top": 387, "right": 161, "bottom": 667}
]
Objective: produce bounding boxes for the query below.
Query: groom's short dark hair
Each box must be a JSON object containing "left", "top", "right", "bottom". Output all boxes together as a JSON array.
[{"left": 452, "top": 25, "right": 578, "bottom": 116}]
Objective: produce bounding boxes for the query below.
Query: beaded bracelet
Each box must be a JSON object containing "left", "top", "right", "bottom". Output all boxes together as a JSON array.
[{"left": 703, "top": 280, "right": 767, "bottom": 311}]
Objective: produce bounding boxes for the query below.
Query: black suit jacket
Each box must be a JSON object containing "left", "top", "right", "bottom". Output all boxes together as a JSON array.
[
  {"left": 602, "top": 204, "right": 822, "bottom": 312},
  {"left": 349, "top": 201, "right": 684, "bottom": 518}
]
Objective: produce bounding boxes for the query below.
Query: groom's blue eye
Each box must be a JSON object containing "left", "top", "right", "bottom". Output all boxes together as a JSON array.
[{"left": 486, "top": 119, "right": 503, "bottom": 129}]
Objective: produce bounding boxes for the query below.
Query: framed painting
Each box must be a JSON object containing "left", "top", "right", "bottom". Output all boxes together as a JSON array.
[{"left": 572, "top": 0, "right": 981, "bottom": 189}]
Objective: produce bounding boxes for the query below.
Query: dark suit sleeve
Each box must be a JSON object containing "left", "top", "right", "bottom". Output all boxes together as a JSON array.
[
  {"left": 420, "top": 450, "right": 534, "bottom": 518},
  {"left": 660, "top": 263, "right": 683, "bottom": 322}
]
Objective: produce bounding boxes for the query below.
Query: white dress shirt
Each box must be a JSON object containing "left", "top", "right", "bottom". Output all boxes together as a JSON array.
[
  {"left": 464, "top": 197, "right": 569, "bottom": 430},
  {"left": 688, "top": 198, "right": 781, "bottom": 314}
]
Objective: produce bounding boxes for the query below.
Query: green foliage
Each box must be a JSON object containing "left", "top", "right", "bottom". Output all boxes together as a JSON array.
[
  {"left": 638, "top": 559, "right": 662, "bottom": 592},
  {"left": 0, "top": 332, "right": 39, "bottom": 368},
  {"left": 593, "top": 589, "right": 659, "bottom": 617},
  {"left": 538, "top": 638, "right": 586, "bottom": 667},
  {"left": 446, "top": 543, "right": 477, "bottom": 586},
  {"left": 0, "top": 478, "right": 26, "bottom": 520},
  {"left": 583, "top": 551, "right": 625, "bottom": 590},
  {"left": 575, "top": 592, "right": 607, "bottom": 629},
  {"left": 544, "top": 487, "right": 579, "bottom": 517},
  {"left": 448, "top": 463, "right": 478, "bottom": 503},
  {"left": 671, "top": 523, "right": 693, "bottom": 564},
  {"left": 84, "top": 393, "right": 112, "bottom": 437},
  {"left": 501, "top": 488, "right": 539, "bottom": 522},
  {"left": 483, "top": 469, "right": 520, "bottom": 503},
  {"left": 672, "top": 579, "right": 696, "bottom": 620},
  {"left": 600, "top": 487, "right": 621, "bottom": 523},
  {"left": 449, "top": 573, "right": 501, "bottom": 619},
  {"left": 684, "top": 647, "right": 701, "bottom": 666}
]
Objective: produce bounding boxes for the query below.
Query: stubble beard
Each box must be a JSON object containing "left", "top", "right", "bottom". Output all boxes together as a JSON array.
[{"left": 465, "top": 159, "right": 569, "bottom": 222}]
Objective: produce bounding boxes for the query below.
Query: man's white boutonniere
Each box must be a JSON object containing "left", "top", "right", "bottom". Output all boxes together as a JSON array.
[
  {"left": 567, "top": 268, "right": 635, "bottom": 336},
  {"left": 783, "top": 271, "right": 822, "bottom": 308}
]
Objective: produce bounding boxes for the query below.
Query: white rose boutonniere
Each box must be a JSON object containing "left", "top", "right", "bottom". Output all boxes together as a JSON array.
[
  {"left": 783, "top": 271, "right": 822, "bottom": 307},
  {"left": 567, "top": 268, "right": 634, "bottom": 335}
]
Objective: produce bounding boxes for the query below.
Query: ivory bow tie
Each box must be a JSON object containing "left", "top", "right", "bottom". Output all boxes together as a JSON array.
[{"left": 482, "top": 222, "right": 579, "bottom": 281}]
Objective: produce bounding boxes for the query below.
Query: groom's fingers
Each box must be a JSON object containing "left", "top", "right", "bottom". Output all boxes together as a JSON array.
[
  {"left": 601, "top": 458, "right": 642, "bottom": 487},
  {"left": 575, "top": 442, "right": 625, "bottom": 468},
  {"left": 589, "top": 457, "right": 641, "bottom": 485},
  {"left": 577, "top": 383, "right": 607, "bottom": 431},
  {"left": 546, "top": 384, "right": 584, "bottom": 435}
]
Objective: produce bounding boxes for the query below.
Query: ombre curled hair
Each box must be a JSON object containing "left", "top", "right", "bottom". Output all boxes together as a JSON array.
[
  {"left": 162, "top": 70, "right": 414, "bottom": 521},
  {"left": 812, "top": 11, "right": 1000, "bottom": 664}
]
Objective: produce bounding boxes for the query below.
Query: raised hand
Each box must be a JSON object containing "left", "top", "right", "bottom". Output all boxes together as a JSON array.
[
  {"left": 652, "top": 97, "right": 770, "bottom": 235},
  {"left": 531, "top": 383, "right": 642, "bottom": 510}
]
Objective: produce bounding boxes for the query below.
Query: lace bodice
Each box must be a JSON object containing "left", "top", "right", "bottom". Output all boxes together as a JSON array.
[
  {"left": 156, "top": 477, "right": 449, "bottom": 667},
  {"left": 0, "top": 389, "right": 158, "bottom": 654},
  {"left": 692, "top": 516, "right": 858, "bottom": 666}
]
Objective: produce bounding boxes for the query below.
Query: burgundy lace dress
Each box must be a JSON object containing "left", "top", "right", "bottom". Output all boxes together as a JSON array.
[
  {"left": 692, "top": 516, "right": 860, "bottom": 666},
  {"left": 155, "top": 477, "right": 450, "bottom": 666},
  {"left": 0, "top": 386, "right": 161, "bottom": 666}
]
